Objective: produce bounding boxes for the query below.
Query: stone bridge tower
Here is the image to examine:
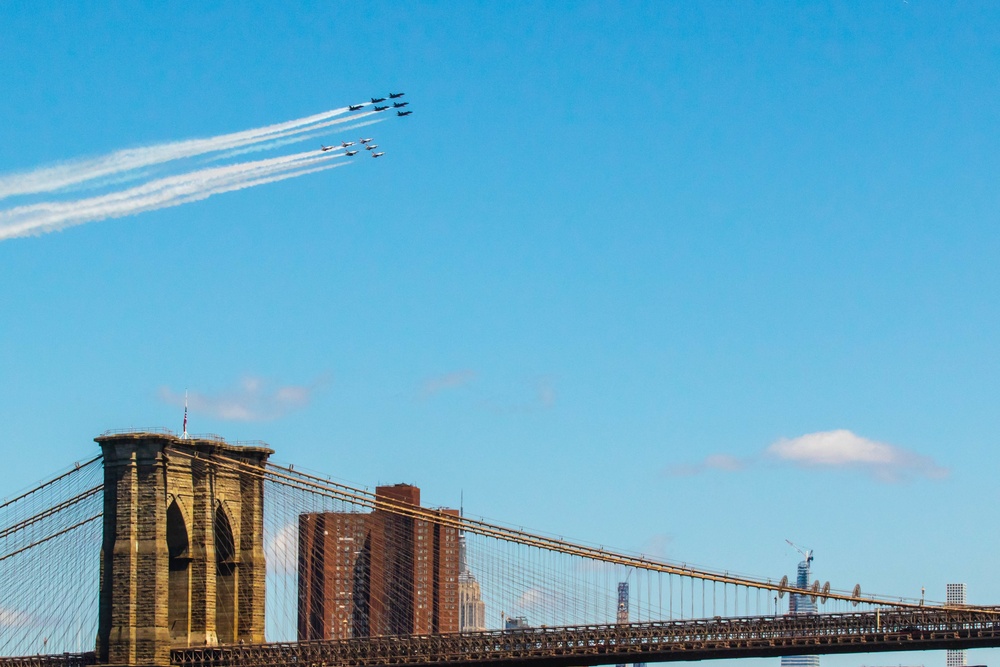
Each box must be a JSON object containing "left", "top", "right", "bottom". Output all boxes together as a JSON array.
[{"left": 95, "top": 431, "right": 272, "bottom": 666}]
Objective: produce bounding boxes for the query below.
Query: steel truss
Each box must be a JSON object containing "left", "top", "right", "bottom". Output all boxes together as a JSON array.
[
  {"left": 170, "top": 608, "right": 1000, "bottom": 667},
  {"left": 0, "top": 653, "right": 95, "bottom": 667}
]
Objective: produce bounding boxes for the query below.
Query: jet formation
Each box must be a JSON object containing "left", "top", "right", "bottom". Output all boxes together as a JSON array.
[{"left": 318, "top": 93, "right": 411, "bottom": 161}]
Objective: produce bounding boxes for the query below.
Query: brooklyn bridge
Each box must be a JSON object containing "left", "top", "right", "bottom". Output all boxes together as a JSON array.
[{"left": 1, "top": 431, "right": 997, "bottom": 667}]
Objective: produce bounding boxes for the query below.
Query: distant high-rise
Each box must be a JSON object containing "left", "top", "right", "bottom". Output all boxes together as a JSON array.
[
  {"left": 298, "top": 484, "right": 461, "bottom": 640},
  {"left": 780, "top": 554, "right": 820, "bottom": 667},
  {"left": 946, "top": 584, "right": 967, "bottom": 667},
  {"left": 616, "top": 581, "right": 646, "bottom": 667},
  {"left": 458, "top": 532, "right": 486, "bottom": 631}
]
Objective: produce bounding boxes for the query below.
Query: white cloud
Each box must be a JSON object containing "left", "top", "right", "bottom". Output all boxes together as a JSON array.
[
  {"left": 664, "top": 430, "right": 947, "bottom": 483},
  {"left": 419, "top": 370, "right": 477, "bottom": 398},
  {"left": 766, "top": 429, "right": 947, "bottom": 482},
  {"left": 515, "top": 587, "right": 562, "bottom": 612},
  {"left": 0, "top": 607, "right": 35, "bottom": 628},
  {"left": 664, "top": 453, "right": 749, "bottom": 477},
  {"left": 159, "top": 374, "right": 329, "bottom": 422},
  {"left": 266, "top": 521, "right": 300, "bottom": 575},
  {"left": 479, "top": 375, "right": 558, "bottom": 414},
  {"left": 640, "top": 533, "right": 672, "bottom": 559},
  {"left": 536, "top": 376, "right": 557, "bottom": 408}
]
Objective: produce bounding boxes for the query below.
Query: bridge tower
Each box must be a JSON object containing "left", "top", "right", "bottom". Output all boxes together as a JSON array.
[{"left": 95, "top": 431, "right": 272, "bottom": 666}]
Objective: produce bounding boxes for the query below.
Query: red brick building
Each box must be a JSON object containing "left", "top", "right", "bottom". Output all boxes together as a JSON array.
[{"left": 298, "top": 484, "right": 460, "bottom": 640}]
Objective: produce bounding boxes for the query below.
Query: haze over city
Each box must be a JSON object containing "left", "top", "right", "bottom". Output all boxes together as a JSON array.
[{"left": 2, "top": 4, "right": 999, "bottom": 667}]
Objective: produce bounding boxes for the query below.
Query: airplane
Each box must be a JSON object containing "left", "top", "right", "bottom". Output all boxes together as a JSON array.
[
  {"left": 345, "top": 150, "right": 358, "bottom": 156},
  {"left": 371, "top": 96, "right": 387, "bottom": 103},
  {"left": 371, "top": 151, "right": 385, "bottom": 158},
  {"left": 365, "top": 144, "right": 379, "bottom": 150},
  {"left": 348, "top": 104, "right": 364, "bottom": 111},
  {"left": 392, "top": 101, "right": 408, "bottom": 108},
  {"left": 359, "top": 137, "right": 373, "bottom": 144},
  {"left": 373, "top": 105, "right": 389, "bottom": 111},
  {"left": 397, "top": 110, "right": 412, "bottom": 116},
  {"left": 389, "top": 92, "right": 405, "bottom": 99},
  {"left": 341, "top": 141, "right": 355, "bottom": 147},
  {"left": 320, "top": 144, "right": 335, "bottom": 151}
]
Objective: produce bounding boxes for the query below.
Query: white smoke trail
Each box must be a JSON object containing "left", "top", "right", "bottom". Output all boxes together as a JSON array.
[
  {"left": 0, "top": 149, "right": 346, "bottom": 240},
  {"left": 212, "top": 118, "right": 386, "bottom": 161},
  {"left": 0, "top": 104, "right": 368, "bottom": 200}
]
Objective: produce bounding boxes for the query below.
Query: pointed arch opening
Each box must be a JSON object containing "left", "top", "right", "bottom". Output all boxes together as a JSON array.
[
  {"left": 215, "top": 504, "right": 238, "bottom": 643},
  {"left": 167, "top": 499, "right": 191, "bottom": 645}
]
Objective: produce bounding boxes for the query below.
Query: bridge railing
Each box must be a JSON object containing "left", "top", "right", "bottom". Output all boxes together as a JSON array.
[
  {"left": 171, "top": 608, "right": 1000, "bottom": 667},
  {"left": 0, "top": 653, "right": 96, "bottom": 667}
]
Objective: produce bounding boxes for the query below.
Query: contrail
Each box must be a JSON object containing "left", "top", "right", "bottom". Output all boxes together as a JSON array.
[
  {"left": 0, "top": 149, "right": 346, "bottom": 240},
  {"left": 213, "top": 118, "right": 386, "bottom": 161},
  {"left": 0, "top": 104, "right": 369, "bottom": 200}
]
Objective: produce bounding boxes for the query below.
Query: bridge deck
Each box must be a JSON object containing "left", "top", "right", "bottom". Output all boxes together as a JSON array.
[
  {"left": 172, "top": 609, "right": 1000, "bottom": 667},
  {"left": 4, "top": 608, "right": 1000, "bottom": 667}
]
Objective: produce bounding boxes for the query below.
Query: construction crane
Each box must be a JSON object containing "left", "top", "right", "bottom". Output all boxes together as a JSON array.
[{"left": 785, "top": 539, "right": 813, "bottom": 564}]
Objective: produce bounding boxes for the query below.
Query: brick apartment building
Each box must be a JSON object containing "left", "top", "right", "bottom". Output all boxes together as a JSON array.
[{"left": 298, "top": 484, "right": 460, "bottom": 640}]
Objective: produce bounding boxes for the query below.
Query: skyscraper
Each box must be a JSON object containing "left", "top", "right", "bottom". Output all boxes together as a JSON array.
[
  {"left": 458, "top": 533, "right": 487, "bottom": 631},
  {"left": 946, "top": 583, "right": 967, "bottom": 667},
  {"left": 298, "top": 484, "right": 461, "bottom": 640},
  {"left": 780, "top": 555, "right": 820, "bottom": 667}
]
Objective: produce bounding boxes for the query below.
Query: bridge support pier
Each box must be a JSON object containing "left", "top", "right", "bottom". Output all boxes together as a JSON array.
[{"left": 95, "top": 432, "right": 271, "bottom": 666}]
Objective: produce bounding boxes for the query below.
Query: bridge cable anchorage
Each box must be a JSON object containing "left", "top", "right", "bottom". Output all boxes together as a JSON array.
[{"left": 163, "top": 446, "right": 999, "bottom": 632}]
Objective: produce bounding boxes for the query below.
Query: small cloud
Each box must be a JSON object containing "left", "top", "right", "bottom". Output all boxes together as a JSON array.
[
  {"left": 515, "top": 587, "right": 562, "bottom": 613},
  {"left": 266, "top": 521, "right": 300, "bottom": 575},
  {"left": 480, "top": 375, "right": 558, "bottom": 414},
  {"left": 536, "top": 376, "right": 557, "bottom": 408},
  {"left": 419, "top": 369, "right": 477, "bottom": 399},
  {"left": 663, "top": 430, "right": 946, "bottom": 483},
  {"left": 664, "top": 453, "right": 750, "bottom": 477},
  {"left": 0, "top": 607, "right": 35, "bottom": 628},
  {"left": 640, "top": 534, "right": 672, "bottom": 560},
  {"left": 766, "top": 429, "right": 948, "bottom": 482},
  {"left": 158, "top": 374, "right": 329, "bottom": 422}
]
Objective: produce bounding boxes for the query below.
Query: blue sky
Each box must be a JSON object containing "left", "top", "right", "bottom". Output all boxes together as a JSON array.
[{"left": 2, "top": 2, "right": 1000, "bottom": 663}]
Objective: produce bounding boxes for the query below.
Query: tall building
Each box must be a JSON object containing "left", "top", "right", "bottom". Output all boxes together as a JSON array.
[
  {"left": 946, "top": 583, "right": 967, "bottom": 667},
  {"left": 616, "top": 581, "right": 646, "bottom": 667},
  {"left": 458, "top": 533, "right": 487, "bottom": 631},
  {"left": 298, "top": 484, "right": 461, "bottom": 640},
  {"left": 780, "top": 555, "right": 820, "bottom": 667}
]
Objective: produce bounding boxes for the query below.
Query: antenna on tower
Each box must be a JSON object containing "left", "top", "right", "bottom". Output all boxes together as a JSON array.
[{"left": 182, "top": 389, "right": 189, "bottom": 439}]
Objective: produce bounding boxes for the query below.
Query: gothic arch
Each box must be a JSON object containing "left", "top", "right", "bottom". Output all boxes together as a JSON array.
[
  {"left": 214, "top": 501, "right": 238, "bottom": 643},
  {"left": 167, "top": 498, "right": 191, "bottom": 644}
]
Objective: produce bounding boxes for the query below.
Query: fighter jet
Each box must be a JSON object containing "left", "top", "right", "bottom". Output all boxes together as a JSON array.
[
  {"left": 341, "top": 141, "right": 355, "bottom": 147},
  {"left": 397, "top": 110, "right": 412, "bottom": 116},
  {"left": 359, "top": 137, "right": 373, "bottom": 144},
  {"left": 365, "top": 144, "right": 379, "bottom": 151},
  {"left": 373, "top": 105, "right": 389, "bottom": 112},
  {"left": 348, "top": 104, "right": 364, "bottom": 111},
  {"left": 389, "top": 92, "right": 405, "bottom": 99},
  {"left": 371, "top": 152, "right": 385, "bottom": 158},
  {"left": 345, "top": 150, "right": 358, "bottom": 156},
  {"left": 371, "top": 96, "right": 387, "bottom": 103},
  {"left": 392, "top": 101, "right": 408, "bottom": 108},
  {"left": 320, "top": 144, "right": 335, "bottom": 151}
]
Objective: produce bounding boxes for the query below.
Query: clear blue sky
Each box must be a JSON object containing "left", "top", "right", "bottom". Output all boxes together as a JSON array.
[{"left": 2, "top": 2, "right": 999, "bottom": 664}]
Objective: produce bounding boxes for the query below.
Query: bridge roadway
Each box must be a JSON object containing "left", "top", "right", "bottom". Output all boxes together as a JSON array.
[{"left": 4, "top": 608, "right": 1000, "bottom": 667}]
